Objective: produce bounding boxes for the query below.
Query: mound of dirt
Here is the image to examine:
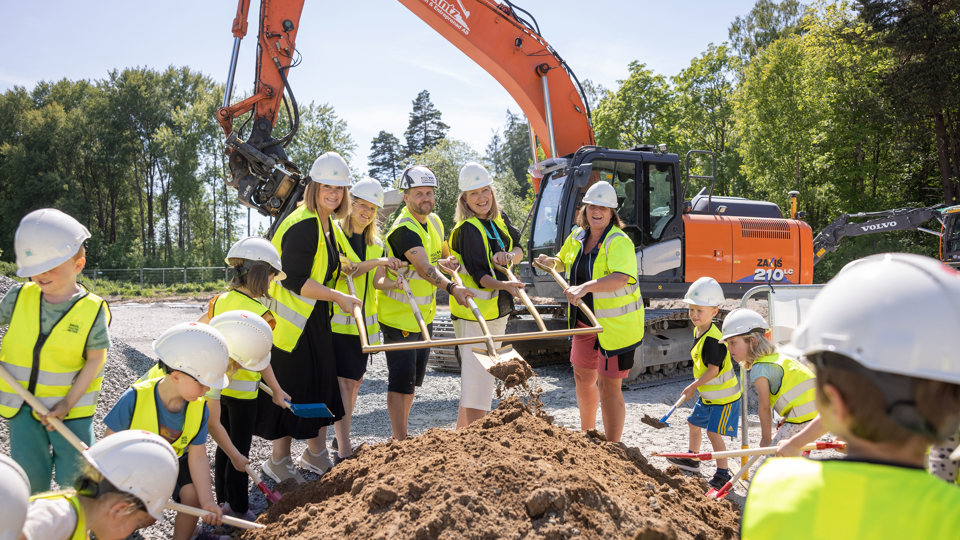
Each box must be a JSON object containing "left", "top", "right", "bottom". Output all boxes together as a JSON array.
[{"left": 241, "top": 397, "right": 740, "bottom": 540}]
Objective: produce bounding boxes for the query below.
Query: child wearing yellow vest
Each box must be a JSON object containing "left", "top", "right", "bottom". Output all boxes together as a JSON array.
[
  {"left": 0, "top": 209, "right": 111, "bottom": 493},
  {"left": 742, "top": 254, "right": 960, "bottom": 539},
  {"left": 198, "top": 237, "right": 289, "bottom": 519},
  {"left": 667, "top": 277, "right": 741, "bottom": 489},
  {"left": 20, "top": 430, "right": 178, "bottom": 540},
  {"left": 104, "top": 323, "right": 229, "bottom": 540}
]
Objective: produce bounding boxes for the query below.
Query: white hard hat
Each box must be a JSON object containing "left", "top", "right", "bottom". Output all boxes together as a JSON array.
[
  {"left": 14, "top": 208, "right": 91, "bottom": 278},
  {"left": 397, "top": 165, "right": 438, "bottom": 190},
  {"left": 683, "top": 276, "right": 724, "bottom": 307},
  {"left": 0, "top": 455, "right": 29, "bottom": 540},
  {"left": 790, "top": 253, "right": 960, "bottom": 384},
  {"left": 458, "top": 162, "right": 493, "bottom": 192},
  {"left": 581, "top": 181, "right": 618, "bottom": 209},
  {"left": 209, "top": 310, "right": 273, "bottom": 371},
  {"left": 350, "top": 177, "right": 385, "bottom": 208},
  {"left": 82, "top": 430, "right": 179, "bottom": 520},
  {"left": 225, "top": 236, "right": 286, "bottom": 281},
  {"left": 153, "top": 322, "right": 230, "bottom": 389},
  {"left": 309, "top": 151, "right": 351, "bottom": 186},
  {"left": 720, "top": 308, "right": 769, "bottom": 342}
]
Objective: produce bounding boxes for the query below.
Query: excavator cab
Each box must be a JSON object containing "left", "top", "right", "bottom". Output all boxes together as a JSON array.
[{"left": 940, "top": 206, "right": 960, "bottom": 267}]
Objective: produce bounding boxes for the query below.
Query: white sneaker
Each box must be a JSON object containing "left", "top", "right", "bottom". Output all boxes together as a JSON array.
[
  {"left": 261, "top": 456, "right": 304, "bottom": 484},
  {"left": 299, "top": 447, "right": 333, "bottom": 475}
]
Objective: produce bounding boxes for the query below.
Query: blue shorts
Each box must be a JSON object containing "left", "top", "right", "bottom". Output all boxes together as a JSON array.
[{"left": 687, "top": 398, "right": 740, "bottom": 437}]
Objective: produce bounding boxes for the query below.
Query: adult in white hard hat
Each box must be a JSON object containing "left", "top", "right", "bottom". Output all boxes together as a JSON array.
[
  {"left": 328, "top": 177, "right": 402, "bottom": 462},
  {"left": 21, "top": 430, "right": 179, "bottom": 540},
  {"left": 255, "top": 150, "right": 359, "bottom": 485},
  {"left": 742, "top": 254, "right": 960, "bottom": 539},
  {"left": 103, "top": 322, "right": 229, "bottom": 539},
  {"left": 2, "top": 208, "right": 111, "bottom": 495},
  {"left": 379, "top": 165, "right": 473, "bottom": 441},
  {"left": 448, "top": 162, "right": 525, "bottom": 427},
  {"left": 0, "top": 455, "right": 29, "bottom": 540},
  {"left": 535, "top": 180, "right": 644, "bottom": 443}
]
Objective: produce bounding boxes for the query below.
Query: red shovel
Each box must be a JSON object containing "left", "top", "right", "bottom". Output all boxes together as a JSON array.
[
  {"left": 705, "top": 455, "right": 760, "bottom": 500},
  {"left": 245, "top": 464, "right": 282, "bottom": 504},
  {"left": 654, "top": 441, "right": 846, "bottom": 461}
]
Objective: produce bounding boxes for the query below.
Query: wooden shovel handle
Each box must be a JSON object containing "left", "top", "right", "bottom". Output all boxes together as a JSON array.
[
  {"left": 494, "top": 263, "right": 547, "bottom": 332},
  {"left": 0, "top": 363, "right": 89, "bottom": 453},
  {"left": 343, "top": 273, "right": 371, "bottom": 348},
  {"left": 165, "top": 501, "right": 264, "bottom": 529},
  {"left": 532, "top": 260, "right": 602, "bottom": 327}
]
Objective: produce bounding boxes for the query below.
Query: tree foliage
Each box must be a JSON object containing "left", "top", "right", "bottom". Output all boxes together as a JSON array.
[
  {"left": 368, "top": 130, "right": 404, "bottom": 187},
  {"left": 403, "top": 90, "right": 449, "bottom": 158},
  {"left": 593, "top": 62, "right": 677, "bottom": 151},
  {"left": 729, "top": 0, "right": 808, "bottom": 62}
]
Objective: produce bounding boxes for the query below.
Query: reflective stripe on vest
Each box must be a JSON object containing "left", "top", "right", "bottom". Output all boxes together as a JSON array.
[
  {"left": 29, "top": 492, "right": 86, "bottom": 540},
  {"left": 557, "top": 226, "right": 644, "bottom": 356},
  {"left": 692, "top": 323, "right": 742, "bottom": 405},
  {"left": 330, "top": 221, "right": 383, "bottom": 345},
  {"left": 742, "top": 458, "right": 960, "bottom": 539},
  {"left": 130, "top": 379, "right": 204, "bottom": 457},
  {"left": 212, "top": 291, "right": 270, "bottom": 399},
  {"left": 378, "top": 207, "right": 444, "bottom": 333},
  {"left": 268, "top": 205, "right": 331, "bottom": 352},
  {"left": 449, "top": 216, "right": 513, "bottom": 321},
  {"left": 753, "top": 353, "right": 818, "bottom": 423},
  {"left": 0, "top": 282, "right": 110, "bottom": 419}
]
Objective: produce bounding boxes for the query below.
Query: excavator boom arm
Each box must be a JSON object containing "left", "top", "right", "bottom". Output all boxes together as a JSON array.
[{"left": 812, "top": 205, "right": 945, "bottom": 265}]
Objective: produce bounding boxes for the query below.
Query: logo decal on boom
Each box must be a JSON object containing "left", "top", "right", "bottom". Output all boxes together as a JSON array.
[{"left": 425, "top": 0, "right": 471, "bottom": 35}]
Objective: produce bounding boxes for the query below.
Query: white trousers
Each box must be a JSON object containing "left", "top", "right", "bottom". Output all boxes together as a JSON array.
[{"left": 453, "top": 316, "right": 509, "bottom": 411}]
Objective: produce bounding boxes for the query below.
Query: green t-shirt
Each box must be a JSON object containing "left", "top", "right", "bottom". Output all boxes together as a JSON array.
[{"left": 0, "top": 283, "right": 110, "bottom": 351}]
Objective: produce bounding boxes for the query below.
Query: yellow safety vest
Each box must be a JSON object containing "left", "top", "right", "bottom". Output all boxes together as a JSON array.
[
  {"left": 0, "top": 282, "right": 110, "bottom": 420},
  {"left": 130, "top": 379, "right": 204, "bottom": 457},
  {"left": 449, "top": 215, "right": 513, "bottom": 321},
  {"left": 557, "top": 225, "right": 644, "bottom": 356},
  {"left": 692, "top": 323, "right": 741, "bottom": 405},
  {"left": 752, "top": 353, "right": 817, "bottom": 424},
  {"left": 29, "top": 492, "right": 86, "bottom": 540},
  {"left": 330, "top": 221, "right": 383, "bottom": 345},
  {"left": 212, "top": 291, "right": 270, "bottom": 400},
  {"left": 742, "top": 457, "right": 960, "bottom": 539},
  {"left": 378, "top": 206, "right": 444, "bottom": 333},
  {"left": 266, "top": 205, "right": 337, "bottom": 352}
]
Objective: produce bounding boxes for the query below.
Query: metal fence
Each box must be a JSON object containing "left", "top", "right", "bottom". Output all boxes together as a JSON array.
[{"left": 80, "top": 267, "right": 230, "bottom": 288}]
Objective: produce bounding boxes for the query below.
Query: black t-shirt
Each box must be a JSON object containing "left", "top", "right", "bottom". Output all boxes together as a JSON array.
[
  {"left": 279, "top": 217, "right": 339, "bottom": 294},
  {"left": 569, "top": 223, "right": 615, "bottom": 325},
  {"left": 387, "top": 219, "right": 428, "bottom": 264},
  {"left": 694, "top": 331, "right": 727, "bottom": 369},
  {"left": 345, "top": 230, "right": 367, "bottom": 261},
  {"left": 450, "top": 214, "right": 522, "bottom": 318}
]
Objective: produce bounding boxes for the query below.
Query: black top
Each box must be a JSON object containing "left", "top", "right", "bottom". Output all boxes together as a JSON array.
[
  {"left": 387, "top": 219, "right": 428, "bottom": 264},
  {"left": 569, "top": 222, "right": 615, "bottom": 325},
  {"left": 450, "top": 213, "right": 522, "bottom": 319},
  {"left": 280, "top": 216, "right": 339, "bottom": 294},
  {"left": 345, "top": 230, "right": 367, "bottom": 261},
  {"left": 693, "top": 330, "right": 726, "bottom": 369}
]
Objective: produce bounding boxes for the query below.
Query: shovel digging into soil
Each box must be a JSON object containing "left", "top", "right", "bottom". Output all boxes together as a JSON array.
[
  {"left": 641, "top": 395, "right": 686, "bottom": 429},
  {"left": 443, "top": 265, "right": 534, "bottom": 387}
]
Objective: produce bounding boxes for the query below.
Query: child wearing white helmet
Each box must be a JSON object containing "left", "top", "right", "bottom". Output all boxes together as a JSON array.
[
  {"left": 104, "top": 322, "right": 231, "bottom": 540},
  {"left": 0, "top": 454, "right": 30, "bottom": 540},
  {"left": 449, "top": 162, "right": 525, "bottom": 428},
  {"left": 665, "top": 277, "right": 742, "bottom": 490},
  {"left": 741, "top": 254, "right": 960, "bottom": 539},
  {"left": 0, "top": 208, "right": 111, "bottom": 493},
  {"left": 330, "top": 177, "right": 403, "bottom": 462},
  {"left": 21, "top": 430, "right": 179, "bottom": 540}
]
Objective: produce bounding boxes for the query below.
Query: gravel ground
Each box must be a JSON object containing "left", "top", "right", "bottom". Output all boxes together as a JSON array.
[{"left": 0, "top": 285, "right": 838, "bottom": 539}]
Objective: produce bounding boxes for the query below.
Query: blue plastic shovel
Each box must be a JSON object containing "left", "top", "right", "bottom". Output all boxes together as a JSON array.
[
  {"left": 259, "top": 383, "right": 333, "bottom": 418},
  {"left": 642, "top": 395, "right": 685, "bottom": 429}
]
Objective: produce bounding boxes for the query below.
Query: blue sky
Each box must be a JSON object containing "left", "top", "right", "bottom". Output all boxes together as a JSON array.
[{"left": 2, "top": 1, "right": 757, "bottom": 174}]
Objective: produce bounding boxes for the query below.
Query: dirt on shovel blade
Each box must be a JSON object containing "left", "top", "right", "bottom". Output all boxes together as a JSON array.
[
  {"left": 240, "top": 396, "right": 740, "bottom": 540},
  {"left": 641, "top": 414, "right": 669, "bottom": 429},
  {"left": 487, "top": 357, "right": 535, "bottom": 389}
]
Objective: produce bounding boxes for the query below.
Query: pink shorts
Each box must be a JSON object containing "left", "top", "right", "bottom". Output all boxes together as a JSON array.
[{"left": 570, "top": 322, "right": 631, "bottom": 379}]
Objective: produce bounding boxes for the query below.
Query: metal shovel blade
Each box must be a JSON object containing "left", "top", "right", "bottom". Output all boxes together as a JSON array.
[{"left": 285, "top": 400, "right": 333, "bottom": 418}]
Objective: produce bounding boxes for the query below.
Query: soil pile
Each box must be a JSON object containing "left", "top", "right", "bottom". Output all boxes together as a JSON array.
[
  {"left": 242, "top": 397, "right": 740, "bottom": 540},
  {"left": 488, "top": 356, "right": 535, "bottom": 389}
]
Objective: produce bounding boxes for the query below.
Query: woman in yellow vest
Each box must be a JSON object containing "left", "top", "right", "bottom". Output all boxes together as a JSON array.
[
  {"left": 720, "top": 308, "right": 817, "bottom": 450},
  {"left": 21, "top": 430, "right": 179, "bottom": 540},
  {"left": 535, "top": 181, "right": 644, "bottom": 443},
  {"left": 449, "top": 162, "right": 525, "bottom": 428},
  {"left": 256, "top": 152, "right": 361, "bottom": 484},
  {"left": 330, "top": 177, "right": 402, "bottom": 462},
  {"left": 196, "top": 236, "right": 289, "bottom": 520}
]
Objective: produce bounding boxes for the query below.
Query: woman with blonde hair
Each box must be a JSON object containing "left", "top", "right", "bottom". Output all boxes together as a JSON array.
[
  {"left": 448, "top": 162, "right": 524, "bottom": 427},
  {"left": 255, "top": 151, "right": 361, "bottom": 484}
]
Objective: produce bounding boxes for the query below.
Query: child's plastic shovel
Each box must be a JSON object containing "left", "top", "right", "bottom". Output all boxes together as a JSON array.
[
  {"left": 705, "top": 454, "right": 760, "bottom": 500},
  {"left": 258, "top": 383, "right": 332, "bottom": 418},
  {"left": 245, "top": 464, "right": 282, "bottom": 503}
]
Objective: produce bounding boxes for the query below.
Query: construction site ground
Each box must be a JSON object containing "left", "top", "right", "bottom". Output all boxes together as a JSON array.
[{"left": 0, "top": 277, "right": 831, "bottom": 538}]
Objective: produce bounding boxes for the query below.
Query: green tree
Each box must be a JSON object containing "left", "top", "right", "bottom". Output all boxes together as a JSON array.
[
  {"left": 592, "top": 62, "right": 677, "bottom": 151},
  {"left": 486, "top": 110, "right": 534, "bottom": 198},
  {"left": 729, "top": 0, "right": 807, "bottom": 63},
  {"left": 408, "top": 139, "right": 480, "bottom": 228},
  {"left": 278, "top": 101, "right": 355, "bottom": 173},
  {"left": 403, "top": 90, "right": 449, "bottom": 157},
  {"left": 368, "top": 130, "right": 404, "bottom": 187}
]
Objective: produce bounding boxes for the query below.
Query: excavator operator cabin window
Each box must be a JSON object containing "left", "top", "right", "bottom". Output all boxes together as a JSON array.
[
  {"left": 646, "top": 163, "right": 676, "bottom": 242},
  {"left": 580, "top": 160, "right": 640, "bottom": 245}
]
